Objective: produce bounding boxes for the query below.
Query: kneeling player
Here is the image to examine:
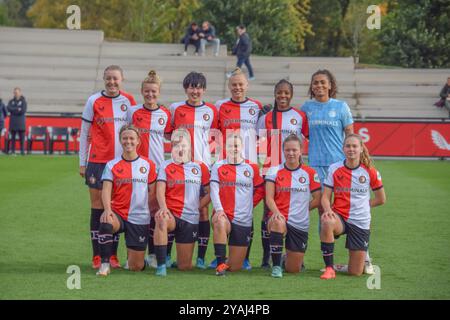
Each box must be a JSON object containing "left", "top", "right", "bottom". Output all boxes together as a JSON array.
[
  {"left": 320, "top": 134, "right": 386, "bottom": 279},
  {"left": 265, "top": 134, "right": 321, "bottom": 278},
  {"left": 153, "top": 129, "right": 211, "bottom": 276},
  {"left": 97, "top": 124, "right": 157, "bottom": 276},
  {"left": 210, "top": 134, "right": 264, "bottom": 275}
]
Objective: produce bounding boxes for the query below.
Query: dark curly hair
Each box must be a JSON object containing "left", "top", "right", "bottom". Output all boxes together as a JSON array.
[{"left": 308, "top": 69, "right": 338, "bottom": 99}]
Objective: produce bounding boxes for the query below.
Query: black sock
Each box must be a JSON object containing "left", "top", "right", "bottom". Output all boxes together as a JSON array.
[
  {"left": 261, "top": 220, "right": 270, "bottom": 264},
  {"left": 214, "top": 243, "right": 227, "bottom": 265},
  {"left": 154, "top": 245, "right": 167, "bottom": 267},
  {"left": 98, "top": 223, "right": 114, "bottom": 263},
  {"left": 167, "top": 232, "right": 175, "bottom": 257},
  {"left": 112, "top": 233, "right": 120, "bottom": 256},
  {"left": 321, "top": 242, "right": 335, "bottom": 267},
  {"left": 269, "top": 231, "right": 283, "bottom": 267},
  {"left": 90, "top": 208, "right": 103, "bottom": 257},
  {"left": 197, "top": 220, "right": 210, "bottom": 260},
  {"left": 148, "top": 220, "right": 155, "bottom": 255},
  {"left": 245, "top": 223, "right": 254, "bottom": 260}
]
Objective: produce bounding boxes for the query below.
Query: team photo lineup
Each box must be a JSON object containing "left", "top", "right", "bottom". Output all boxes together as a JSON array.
[{"left": 80, "top": 65, "right": 386, "bottom": 280}]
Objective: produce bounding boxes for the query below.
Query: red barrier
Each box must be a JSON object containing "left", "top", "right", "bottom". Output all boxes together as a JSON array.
[{"left": 2, "top": 116, "right": 449, "bottom": 157}]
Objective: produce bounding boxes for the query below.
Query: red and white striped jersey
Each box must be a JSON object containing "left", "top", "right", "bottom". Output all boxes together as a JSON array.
[
  {"left": 215, "top": 98, "right": 262, "bottom": 162},
  {"left": 324, "top": 161, "right": 383, "bottom": 230},
  {"left": 101, "top": 156, "right": 157, "bottom": 225},
  {"left": 210, "top": 159, "right": 264, "bottom": 227},
  {"left": 157, "top": 160, "right": 210, "bottom": 224},
  {"left": 265, "top": 163, "right": 321, "bottom": 231},
  {"left": 256, "top": 107, "right": 309, "bottom": 172},
  {"left": 82, "top": 90, "right": 136, "bottom": 163},
  {"left": 127, "top": 104, "right": 172, "bottom": 168},
  {"left": 169, "top": 101, "right": 218, "bottom": 167}
]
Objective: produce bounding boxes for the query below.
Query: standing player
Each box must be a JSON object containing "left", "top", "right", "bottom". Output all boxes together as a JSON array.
[
  {"left": 79, "top": 65, "right": 136, "bottom": 269},
  {"left": 153, "top": 129, "right": 211, "bottom": 276},
  {"left": 127, "top": 70, "right": 172, "bottom": 268},
  {"left": 301, "top": 69, "right": 374, "bottom": 274},
  {"left": 210, "top": 134, "right": 264, "bottom": 276},
  {"left": 169, "top": 72, "right": 218, "bottom": 269},
  {"left": 319, "top": 134, "right": 386, "bottom": 279},
  {"left": 96, "top": 124, "right": 157, "bottom": 276},
  {"left": 211, "top": 67, "right": 262, "bottom": 270},
  {"left": 256, "top": 79, "right": 309, "bottom": 268},
  {"left": 265, "top": 134, "right": 321, "bottom": 278}
]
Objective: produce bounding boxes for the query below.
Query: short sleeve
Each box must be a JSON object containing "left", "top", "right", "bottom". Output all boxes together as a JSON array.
[
  {"left": 210, "top": 163, "right": 219, "bottom": 183},
  {"left": 101, "top": 161, "right": 114, "bottom": 182},
  {"left": 251, "top": 163, "right": 264, "bottom": 187},
  {"left": 148, "top": 160, "right": 157, "bottom": 184},
  {"left": 264, "top": 166, "right": 278, "bottom": 182},
  {"left": 301, "top": 111, "right": 309, "bottom": 138},
  {"left": 323, "top": 167, "right": 334, "bottom": 189},
  {"left": 127, "top": 106, "right": 136, "bottom": 124},
  {"left": 210, "top": 105, "right": 219, "bottom": 130},
  {"left": 369, "top": 167, "right": 383, "bottom": 191},
  {"left": 81, "top": 96, "right": 94, "bottom": 123},
  {"left": 308, "top": 168, "right": 321, "bottom": 193},
  {"left": 340, "top": 101, "right": 354, "bottom": 128},
  {"left": 200, "top": 162, "right": 210, "bottom": 186},
  {"left": 163, "top": 107, "right": 173, "bottom": 134},
  {"left": 256, "top": 114, "right": 267, "bottom": 137},
  {"left": 157, "top": 163, "right": 168, "bottom": 182}
]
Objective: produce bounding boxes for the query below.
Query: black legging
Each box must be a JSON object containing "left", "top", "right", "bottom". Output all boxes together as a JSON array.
[{"left": 10, "top": 130, "right": 25, "bottom": 154}]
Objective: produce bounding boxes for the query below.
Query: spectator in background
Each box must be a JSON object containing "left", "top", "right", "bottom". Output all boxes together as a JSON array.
[
  {"left": 230, "top": 25, "right": 255, "bottom": 81},
  {"left": 0, "top": 94, "right": 7, "bottom": 152},
  {"left": 434, "top": 77, "right": 450, "bottom": 109},
  {"left": 7, "top": 87, "right": 27, "bottom": 155},
  {"left": 182, "top": 22, "right": 201, "bottom": 56},
  {"left": 199, "top": 21, "right": 220, "bottom": 57}
]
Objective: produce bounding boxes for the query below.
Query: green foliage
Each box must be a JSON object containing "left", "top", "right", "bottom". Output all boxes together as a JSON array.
[
  {"left": 196, "top": 0, "right": 312, "bottom": 56},
  {"left": 379, "top": 0, "right": 450, "bottom": 68},
  {"left": 1, "top": 0, "right": 34, "bottom": 26}
]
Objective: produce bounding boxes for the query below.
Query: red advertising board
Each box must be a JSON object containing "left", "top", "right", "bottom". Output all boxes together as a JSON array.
[{"left": 2, "top": 116, "right": 449, "bottom": 157}]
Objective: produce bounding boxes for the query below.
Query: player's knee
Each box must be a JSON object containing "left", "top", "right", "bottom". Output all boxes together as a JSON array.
[
  {"left": 348, "top": 269, "right": 363, "bottom": 276},
  {"left": 128, "top": 261, "right": 145, "bottom": 272},
  {"left": 213, "top": 217, "right": 226, "bottom": 231},
  {"left": 271, "top": 218, "right": 285, "bottom": 231},
  {"left": 320, "top": 216, "right": 334, "bottom": 229},
  {"left": 155, "top": 216, "right": 167, "bottom": 230},
  {"left": 177, "top": 263, "right": 192, "bottom": 271}
]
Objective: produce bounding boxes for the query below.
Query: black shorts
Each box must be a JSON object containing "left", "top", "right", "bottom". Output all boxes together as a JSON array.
[
  {"left": 285, "top": 224, "right": 308, "bottom": 253},
  {"left": 174, "top": 216, "right": 198, "bottom": 244},
  {"left": 115, "top": 213, "right": 150, "bottom": 251},
  {"left": 228, "top": 223, "right": 252, "bottom": 247},
  {"left": 335, "top": 214, "right": 370, "bottom": 251},
  {"left": 85, "top": 162, "right": 106, "bottom": 189}
]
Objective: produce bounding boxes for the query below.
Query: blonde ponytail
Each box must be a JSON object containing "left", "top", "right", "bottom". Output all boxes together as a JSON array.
[{"left": 141, "top": 70, "right": 161, "bottom": 90}]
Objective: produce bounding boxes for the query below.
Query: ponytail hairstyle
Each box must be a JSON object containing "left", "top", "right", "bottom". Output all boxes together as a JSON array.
[
  {"left": 272, "top": 79, "right": 294, "bottom": 129},
  {"left": 308, "top": 69, "right": 337, "bottom": 99},
  {"left": 344, "top": 134, "right": 374, "bottom": 169},
  {"left": 103, "top": 65, "right": 124, "bottom": 79},
  {"left": 229, "top": 67, "right": 246, "bottom": 79},
  {"left": 141, "top": 70, "right": 162, "bottom": 90},
  {"left": 282, "top": 133, "right": 303, "bottom": 164}
]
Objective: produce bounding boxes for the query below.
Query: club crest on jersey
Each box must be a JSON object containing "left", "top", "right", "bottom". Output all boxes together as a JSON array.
[
  {"left": 359, "top": 176, "right": 367, "bottom": 183},
  {"left": 290, "top": 118, "right": 298, "bottom": 125},
  {"left": 120, "top": 104, "right": 128, "bottom": 112},
  {"left": 249, "top": 108, "right": 256, "bottom": 115},
  {"left": 191, "top": 167, "right": 199, "bottom": 175},
  {"left": 299, "top": 176, "right": 306, "bottom": 184},
  {"left": 244, "top": 170, "right": 251, "bottom": 178},
  {"left": 158, "top": 118, "right": 165, "bottom": 125},
  {"left": 140, "top": 167, "right": 147, "bottom": 174},
  {"left": 89, "top": 176, "right": 96, "bottom": 185},
  {"left": 328, "top": 110, "right": 336, "bottom": 118},
  {"left": 203, "top": 113, "right": 210, "bottom": 121}
]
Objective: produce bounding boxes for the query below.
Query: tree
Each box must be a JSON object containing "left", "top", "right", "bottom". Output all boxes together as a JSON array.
[
  {"left": 379, "top": 0, "right": 450, "bottom": 67},
  {"left": 1, "top": 0, "right": 34, "bottom": 26},
  {"left": 196, "top": 0, "right": 312, "bottom": 56}
]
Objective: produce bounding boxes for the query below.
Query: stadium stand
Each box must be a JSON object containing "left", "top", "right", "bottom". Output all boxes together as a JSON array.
[{"left": 1, "top": 27, "right": 449, "bottom": 119}]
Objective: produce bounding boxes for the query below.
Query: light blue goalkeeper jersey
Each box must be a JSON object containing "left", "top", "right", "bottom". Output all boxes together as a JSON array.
[{"left": 301, "top": 98, "right": 354, "bottom": 167}]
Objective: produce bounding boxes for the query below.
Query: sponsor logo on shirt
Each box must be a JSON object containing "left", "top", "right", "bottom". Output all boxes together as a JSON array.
[
  {"left": 225, "top": 108, "right": 232, "bottom": 114},
  {"left": 335, "top": 186, "right": 368, "bottom": 193},
  {"left": 116, "top": 167, "right": 124, "bottom": 174},
  {"left": 139, "top": 236, "right": 146, "bottom": 243}
]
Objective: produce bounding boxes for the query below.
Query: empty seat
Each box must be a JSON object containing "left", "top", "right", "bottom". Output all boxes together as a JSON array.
[
  {"left": 27, "top": 126, "right": 48, "bottom": 154},
  {"left": 49, "top": 127, "right": 69, "bottom": 154}
]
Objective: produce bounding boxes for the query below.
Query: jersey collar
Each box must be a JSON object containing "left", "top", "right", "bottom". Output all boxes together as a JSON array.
[{"left": 186, "top": 100, "right": 205, "bottom": 108}]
